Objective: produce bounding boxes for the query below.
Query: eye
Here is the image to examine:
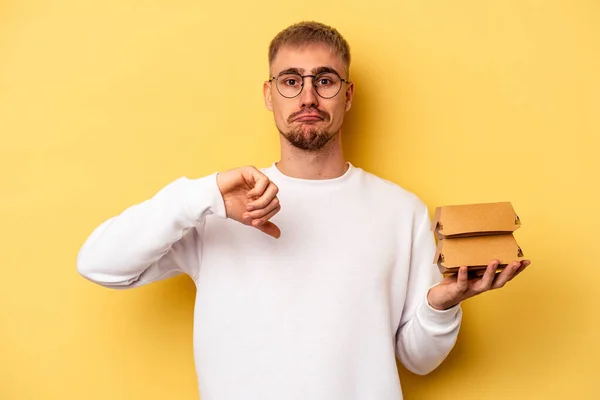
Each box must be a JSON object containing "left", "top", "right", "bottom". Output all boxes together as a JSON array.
[
  {"left": 278, "top": 74, "right": 302, "bottom": 87},
  {"left": 315, "top": 74, "right": 338, "bottom": 87}
]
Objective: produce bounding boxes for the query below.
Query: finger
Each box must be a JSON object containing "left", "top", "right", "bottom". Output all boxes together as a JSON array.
[
  {"left": 244, "top": 197, "right": 280, "bottom": 220},
  {"left": 511, "top": 260, "right": 530, "bottom": 279},
  {"left": 247, "top": 182, "right": 278, "bottom": 210},
  {"left": 241, "top": 166, "right": 267, "bottom": 193},
  {"left": 519, "top": 259, "right": 531, "bottom": 269},
  {"left": 246, "top": 176, "right": 270, "bottom": 200},
  {"left": 252, "top": 205, "right": 281, "bottom": 227},
  {"left": 478, "top": 260, "right": 500, "bottom": 291},
  {"left": 256, "top": 221, "right": 281, "bottom": 239},
  {"left": 456, "top": 266, "right": 469, "bottom": 292},
  {"left": 491, "top": 261, "right": 521, "bottom": 289}
]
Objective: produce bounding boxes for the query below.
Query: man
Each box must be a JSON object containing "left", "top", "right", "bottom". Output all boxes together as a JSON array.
[{"left": 77, "top": 21, "right": 530, "bottom": 400}]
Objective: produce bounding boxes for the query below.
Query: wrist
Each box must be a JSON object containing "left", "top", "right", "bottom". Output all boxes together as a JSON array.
[{"left": 427, "top": 288, "right": 461, "bottom": 311}]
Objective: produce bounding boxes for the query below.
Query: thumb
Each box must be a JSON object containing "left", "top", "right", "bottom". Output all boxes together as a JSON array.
[{"left": 256, "top": 221, "right": 281, "bottom": 239}]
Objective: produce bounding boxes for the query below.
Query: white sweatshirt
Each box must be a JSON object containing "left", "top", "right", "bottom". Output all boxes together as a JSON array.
[{"left": 77, "top": 162, "right": 461, "bottom": 400}]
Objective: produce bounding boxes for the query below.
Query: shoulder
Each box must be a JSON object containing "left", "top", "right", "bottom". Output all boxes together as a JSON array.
[{"left": 353, "top": 166, "right": 428, "bottom": 216}]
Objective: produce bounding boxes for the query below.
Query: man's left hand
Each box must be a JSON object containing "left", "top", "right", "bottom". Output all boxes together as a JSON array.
[{"left": 427, "top": 259, "right": 531, "bottom": 311}]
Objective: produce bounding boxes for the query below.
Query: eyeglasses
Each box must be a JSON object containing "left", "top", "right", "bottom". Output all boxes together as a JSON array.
[{"left": 269, "top": 71, "right": 350, "bottom": 99}]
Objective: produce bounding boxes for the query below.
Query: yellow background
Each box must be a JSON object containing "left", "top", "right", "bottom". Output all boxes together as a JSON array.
[{"left": 1, "top": 1, "right": 598, "bottom": 399}]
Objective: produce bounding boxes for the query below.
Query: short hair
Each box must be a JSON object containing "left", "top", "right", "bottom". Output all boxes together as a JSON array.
[{"left": 268, "top": 21, "right": 351, "bottom": 75}]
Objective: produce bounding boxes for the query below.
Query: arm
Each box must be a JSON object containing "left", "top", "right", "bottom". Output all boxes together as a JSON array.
[
  {"left": 77, "top": 174, "right": 227, "bottom": 288},
  {"left": 77, "top": 166, "right": 282, "bottom": 289},
  {"left": 395, "top": 204, "right": 462, "bottom": 375}
]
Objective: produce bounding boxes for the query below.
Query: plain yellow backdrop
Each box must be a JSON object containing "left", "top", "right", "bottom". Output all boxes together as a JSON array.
[{"left": 1, "top": 0, "right": 598, "bottom": 399}]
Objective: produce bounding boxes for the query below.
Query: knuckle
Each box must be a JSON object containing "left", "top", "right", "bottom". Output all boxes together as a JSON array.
[{"left": 251, "top": 209, "right": 263, "bottom": 218}]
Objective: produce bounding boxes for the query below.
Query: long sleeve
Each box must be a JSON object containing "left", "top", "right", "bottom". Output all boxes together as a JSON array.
[
  {"left": 77, "top": 173, "right": 227, "bottom": 289},
  {"left": 395, "top": 203, "right": 462, "bottom": 375}
]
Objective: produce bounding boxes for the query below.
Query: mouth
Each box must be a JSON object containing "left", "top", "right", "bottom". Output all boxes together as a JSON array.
[
  {"left": 294, "top": 115, "right": 323, "bottom": 122},
  {"left": 288, "top": 108, "right": 329, "bottom": 124}
]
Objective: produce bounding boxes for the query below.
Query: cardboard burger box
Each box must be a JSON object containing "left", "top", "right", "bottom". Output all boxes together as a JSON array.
[
  {"left": 434, "top": 234, "right": 524, "bottom": 275},
  {"left": 431, "top": 201, "right": 521, "bottom": 240},
  {"left": 431, "top": 202, "right": 524, "bottom": 276}
]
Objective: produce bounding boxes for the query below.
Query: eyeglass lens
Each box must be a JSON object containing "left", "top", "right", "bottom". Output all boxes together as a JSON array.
[{"left": 276, "top": 73, "right": 342, "bottom": 99}]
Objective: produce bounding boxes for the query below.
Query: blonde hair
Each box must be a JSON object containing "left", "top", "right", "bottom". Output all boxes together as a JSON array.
[{"left": 268, "top": 21, "right": 351, "bottom": 75}]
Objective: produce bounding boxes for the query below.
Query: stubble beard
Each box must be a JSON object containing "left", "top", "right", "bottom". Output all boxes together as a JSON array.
[{"left": 279, "top": 125, "right": 337, "bottom": 152}]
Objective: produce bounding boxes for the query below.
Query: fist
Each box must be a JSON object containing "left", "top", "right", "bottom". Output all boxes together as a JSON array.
[{"left": 216, "top": 166, "right": 281, "bottom": 238}]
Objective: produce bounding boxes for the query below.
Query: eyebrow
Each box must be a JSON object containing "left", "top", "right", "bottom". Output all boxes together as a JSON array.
[
  {"left": 312, "top": 66, "right": 340, "bottom": 76},
  {"left": 275, "top": 66, "right": 342, "bottom": 77}
]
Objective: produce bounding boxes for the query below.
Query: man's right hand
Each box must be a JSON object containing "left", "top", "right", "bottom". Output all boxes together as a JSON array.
[{"left": 216, "top": 166, "right": 281, "bottom": 238}]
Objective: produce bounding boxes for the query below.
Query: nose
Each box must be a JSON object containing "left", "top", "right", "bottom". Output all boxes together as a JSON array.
[{"left": 299, "top": 76, "right": 319, "bottom": 108}]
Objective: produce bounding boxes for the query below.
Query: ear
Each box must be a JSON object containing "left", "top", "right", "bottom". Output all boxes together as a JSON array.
[
  {"left": 264, "top": 81, "right": 273, "bottom": 111},
  {"left": 344, "top": 81, "right": 354, "bottom": 112}
]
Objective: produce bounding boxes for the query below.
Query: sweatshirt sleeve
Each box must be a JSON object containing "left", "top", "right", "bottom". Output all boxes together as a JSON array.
[
  {"left": 395, "top": 202, "right": 462, "bottom": 375},
  {"left": 77, "top": 173, "right": 227, "bottom": 289}
]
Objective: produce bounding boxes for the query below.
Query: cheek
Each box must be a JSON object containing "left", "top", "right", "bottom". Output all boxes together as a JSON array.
[
  {"left": 272, "top": 99, "right": 292, "bottom": 124},
  {"left": 326, "top": 100, "right": 347, "bottom": 124}
]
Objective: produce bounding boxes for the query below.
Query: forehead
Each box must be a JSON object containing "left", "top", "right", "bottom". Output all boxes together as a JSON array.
[{"left": 270, "top": 43, "right": 346, "bottom": 75}]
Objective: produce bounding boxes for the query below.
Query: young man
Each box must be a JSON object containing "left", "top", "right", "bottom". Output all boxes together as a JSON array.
[{"left": 77, "top": 21, "right": 530, "bottom": 400}]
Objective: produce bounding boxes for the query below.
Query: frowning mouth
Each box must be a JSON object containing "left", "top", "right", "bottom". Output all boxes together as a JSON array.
[
  {"left": 288, "top": 108, "right": 330, "bottom": 123},
  {"left": 294, "top": 115, "right": 323, "bottom": 122}
]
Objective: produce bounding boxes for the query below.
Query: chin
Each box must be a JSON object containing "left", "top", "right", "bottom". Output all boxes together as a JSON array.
[{"left": 280, "top": 127, "right": 335, "bottom": 151}]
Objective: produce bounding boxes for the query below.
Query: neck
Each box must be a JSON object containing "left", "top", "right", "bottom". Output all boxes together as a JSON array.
[{"left": 276, "top": 131, "right": 348, "bottom": 180}]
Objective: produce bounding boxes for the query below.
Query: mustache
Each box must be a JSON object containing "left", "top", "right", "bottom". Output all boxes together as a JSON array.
[{"left": 287, "top": 108, "right": 330, "bottom": 123}]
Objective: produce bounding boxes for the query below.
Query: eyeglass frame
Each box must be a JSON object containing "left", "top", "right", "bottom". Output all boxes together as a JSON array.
[{"left": 268, "top": 69, "right": 351, "bottom": 99}]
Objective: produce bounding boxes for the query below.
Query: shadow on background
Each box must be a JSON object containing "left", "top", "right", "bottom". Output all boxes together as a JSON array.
[{"left": 342, "top": 65, "right": 382, "bottom": 171}]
